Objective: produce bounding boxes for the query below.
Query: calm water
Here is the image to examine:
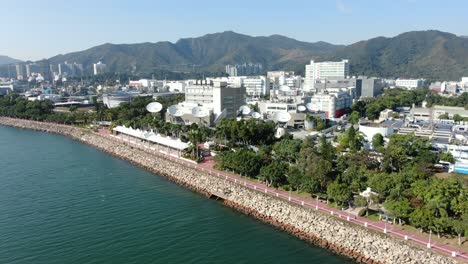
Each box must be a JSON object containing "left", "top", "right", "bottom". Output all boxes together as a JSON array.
[{"left": 0, "top": 126, "right": 351, "bottom": 264}]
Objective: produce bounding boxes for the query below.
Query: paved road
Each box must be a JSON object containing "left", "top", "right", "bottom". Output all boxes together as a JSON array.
[{"left": 97, "top": 130, "right": 468, "bottom": 261}]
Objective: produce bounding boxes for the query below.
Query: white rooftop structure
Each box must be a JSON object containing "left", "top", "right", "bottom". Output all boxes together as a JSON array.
[
  {"left": 359, "top": 187, "right": 378, "bottom": 198},
  {"left": 113, "top": 126, "right": 189, "bottom": 150}
]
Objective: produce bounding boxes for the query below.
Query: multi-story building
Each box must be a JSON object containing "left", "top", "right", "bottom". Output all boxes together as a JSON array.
[
  {"left": 185, "top": 79, "right": 246, "bottom": 117},
  {"left": 15, "top": 64, "right": 26, "bottom": 80},
  {"left": 0, "top": 79, "right": 29, "bottom": 95},
  {"left": 225, "top": 63, "right": 263, "bottom": 77},
  {"left": 241, "top": 76, "right": 269, "bottom": 97},
  {"left": 313, "top": 78, "right": 356, "bottom": 94},
  {"left": 304, "top": 60, "right": 350, "bottom": 91},
  {"left": 395, "top": 79, "right": 425, "bottom": 89},
  {"left": 283, "top": 76, "right": 303, "bottom": 89},
  {"left": 356, "top": 77, "right": 383, "bottom": 98},
  {"left": 306, "top": 91, "right": 352, "bottom": 118},
  {"left": 37, "top": 59, "right": 52, "bottom": 82},
  {"left": 25, "top": 63, "right": 40, "bottom": 77},
  {"left": 93, "top": 61, "right": 107, "bottom": 75},
  {"left": 163, "top": 80, "right": 187, "bottom": 93},
  {"left": 267, "top": 71, "right": 295, "bottom": 79},
  {"left": 59, "top": 61, "right": 84, "bottom": 77},
  {"left": 210, "top": 76, "right": 269, "bottom": 97},
  {"left": 256, "top": 101, "right": 307, "bottom": 128},
  {"left": 225, "top": 65, "right": 237, "bottom": 77}
]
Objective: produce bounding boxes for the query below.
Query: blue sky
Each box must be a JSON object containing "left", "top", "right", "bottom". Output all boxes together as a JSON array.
[{"left": 2, "top": 0, "right": 467, "bottom": 61}]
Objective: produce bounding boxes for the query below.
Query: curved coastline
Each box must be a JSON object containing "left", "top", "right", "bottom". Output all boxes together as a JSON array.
[{"left": 0, "top": 117, "right": 459, "bottom": 264}]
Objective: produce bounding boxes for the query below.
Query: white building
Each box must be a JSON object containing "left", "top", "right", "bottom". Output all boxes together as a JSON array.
[
  {"left": 395, "top": 79, "right": 425, "bottom": 89},
  {"left": 461, "top": 77, "right": 468, "bottom": 86},
  {"left": 0, "top": 79, "right": 29, "bottom": 94},
  {"left": 242, "top": 76, "right": 268, "bottom": 96},
  {"left": 359, "top": 122, "right": 394, "bottom": 143},
  {"left": 164, "top": 80, "right": 188, "bottom": 93},
  {"left": 93, "top": 61, "right": 107, "bottom": 75},
  {"left": 256, "top": 101, "right": 308, "bottom": 128},
  {"left": 304, "top": 60, "right": 350, "bottom": 92},
  {"left": 58, "top": 62, "right": 83, "bottom": 77},
  {"left": 410, "top": 105, "right": 468, "bottom": 121},
  {"left": 306, "top": 91, "right": 352, "bottom": 118},
  {"left": 210, "top": 76, "right": 269, "bottom": 97},
  {"left": 185, "top": 79, "right": 246, "bottom": 117},
  {"left": 258, "top": 102, "right": 298, "bottom": 115}
]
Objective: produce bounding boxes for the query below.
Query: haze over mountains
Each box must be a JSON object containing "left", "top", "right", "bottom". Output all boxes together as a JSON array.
[
  {"left": 0, "top": 55, "right": 22, "bottom": 65},
  {"left": 5, "top": 30, "right": 468, "bottom": 80}
]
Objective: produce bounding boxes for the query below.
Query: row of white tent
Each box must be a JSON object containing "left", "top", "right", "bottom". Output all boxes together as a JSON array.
[{"left": 113, "top": 125, "right": 189, "bottom": 150}]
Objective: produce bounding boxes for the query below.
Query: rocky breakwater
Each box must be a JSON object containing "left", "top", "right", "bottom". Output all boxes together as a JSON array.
[{"left": 0, "top": 117, "right": 459, "bottom": 264}]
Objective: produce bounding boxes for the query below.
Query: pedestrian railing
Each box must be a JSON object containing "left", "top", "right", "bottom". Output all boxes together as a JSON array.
[{"left": 97, "top": 131, "right": 467, "bottom": 261}]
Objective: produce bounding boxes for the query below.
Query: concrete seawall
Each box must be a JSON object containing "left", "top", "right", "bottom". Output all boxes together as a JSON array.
[{"left": 0, "top": 117, "right": 459, "bottom": 264}]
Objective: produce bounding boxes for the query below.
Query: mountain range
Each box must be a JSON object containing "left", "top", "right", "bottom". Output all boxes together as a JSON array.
[
  {"left": 4, "top": 30, "right": 468, "bottom": 80},
  {"left": 0, "top": 55, "right": 21, "bottom": 65}
]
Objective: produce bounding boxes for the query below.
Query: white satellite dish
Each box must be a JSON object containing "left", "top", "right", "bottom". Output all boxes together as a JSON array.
[
  {"left": 239, "top": 105, "right": 251, "bottom": 116},
  {"left": 279, "top": 85, "right": 291, "bottom": 92},
  {"left": 146, "top": 102, "right": 163, "bottom": 113},
  {"left": 251, "top": 112, "right": 262, "bottom": 119},
  {"left": 275, "top": 127, "right": 286, "bottom": 138},
  {"left": 306, "top": 103, "right": 313, "bottom": 111},
  {"left": 297, "top": 105, "right": 306, "bottom": 112},
  {"left": 192, "top": 106, "right": 209, "bottom": 118},
  {"left": 274, "top": 112, "right": 292, "bottom": 123},
  {"left": 168, "top": 104, "right": 185, "bottom": 117}
]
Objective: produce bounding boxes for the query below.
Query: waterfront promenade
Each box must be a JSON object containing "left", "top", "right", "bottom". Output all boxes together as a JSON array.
[
  {"left": 98, "top": 129, "right": 468, "bottom": 262},
  {"left": 0, "top": 117, "right": 463, "bottom": 263}
]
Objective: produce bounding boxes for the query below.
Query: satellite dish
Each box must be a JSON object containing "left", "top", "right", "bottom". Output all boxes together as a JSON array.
[
  {"left": 280, "top": 85, "right": 291, "bottom": 92},
  {"left": 192, "top": 106, "right": 209, "bottom": 118},
  {"left": 297, "top": 105, "right": 306, "bottom": 112},
  {"left": 275, "top": 127, "right": 286, "bottom": 138},
  {"left": 168, "top": 104, "right": 185, "bottom": 117},
  {"left": 274, "top": 112, "right": 292, "bottom": 123},
  {"left": 251, "top": 112, "right": 262, "bottom": 119},
  {"left": 239, "top": 105, "right": 251, "bottom": 116},
  {"left": 146, "top": 102, "right": 163, "bottom": 113},
  {"left": 306, "top": 103, "right": 314, "bottom": 111}
]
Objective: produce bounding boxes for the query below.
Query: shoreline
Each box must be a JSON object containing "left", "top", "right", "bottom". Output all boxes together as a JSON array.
[{"left": 0, "top": 117, "right": 460, "bottom": 264}]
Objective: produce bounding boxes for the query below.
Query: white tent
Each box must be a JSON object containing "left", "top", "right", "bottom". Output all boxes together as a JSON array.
[{"left": 113, "top": 126, "right": 189, "bottom": 150}]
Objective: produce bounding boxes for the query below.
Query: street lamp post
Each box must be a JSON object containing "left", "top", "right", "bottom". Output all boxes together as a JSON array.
[
  {"left": 384, "top": 216, "right": 387, "bottom": 233},
  {"left": 428, "top": 230, "right": 432, "bottom": 248},
  {"left": 316, "top": 195, "right": 319, "bottom": 210}
]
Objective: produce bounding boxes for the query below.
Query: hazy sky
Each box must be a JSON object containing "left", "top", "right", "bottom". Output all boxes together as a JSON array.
[{"left": 2, "top": 0, "right": 467, "bottom": 61}]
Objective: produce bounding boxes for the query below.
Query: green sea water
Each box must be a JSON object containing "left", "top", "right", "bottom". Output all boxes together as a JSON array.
[{"left": 0, "top": 126, "right": 352, "bottom": 264}]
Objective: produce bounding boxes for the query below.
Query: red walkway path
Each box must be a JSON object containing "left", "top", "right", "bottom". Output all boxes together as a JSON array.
[{"left": 97, "top": 130, "right": 467, "bottom": 262}]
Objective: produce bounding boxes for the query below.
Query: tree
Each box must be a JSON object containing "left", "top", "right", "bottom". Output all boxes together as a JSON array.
[
  {"left": 452, "top": 217, "right": 468, "bottom": 246},
  {"left": 339, "top": 126, "right": 363, "bottom": 151},
  {"left": 258, "top": 161, "right": 287, "bottom": 187},
  {"left": 409, "top": 207, "right": 434, "bottom": 232},
  {"left": 453, "top": 114, "right": 463, "bottom": 123},
  {"left": 327, "top": 181, "right": 352, "bottom": 205},
  {"left": 318, "top": 135, "right": 335, "bottom": 162},
  {"left": 372, "top": 133, "right": 384, "bottom": 149},
  {"left": 384, "top": 199, "right": 413, "bottom": 225},
  {"left": 439, "top": 152, "right": 455, "bottom": 164},
  {"left": 348, "top": 111, "right": 360, "bottom": 125},
  {"left": 286, "top": 165, "right": 304, "bottom": 191},
  {"left": 438, "top": 113, "right": 449, "bottom": 120},
  {"left": 272, "top": 138, "right": 302, "bottom": 164},
  {"left": 354, "top": 195, "right": 368, "bottom": 207},
  {"left": 302, "top": 153, "right": 333, "bottom": 193},
  {"left": 214, "top": 149, "right": 262, "bottom": 178}
]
